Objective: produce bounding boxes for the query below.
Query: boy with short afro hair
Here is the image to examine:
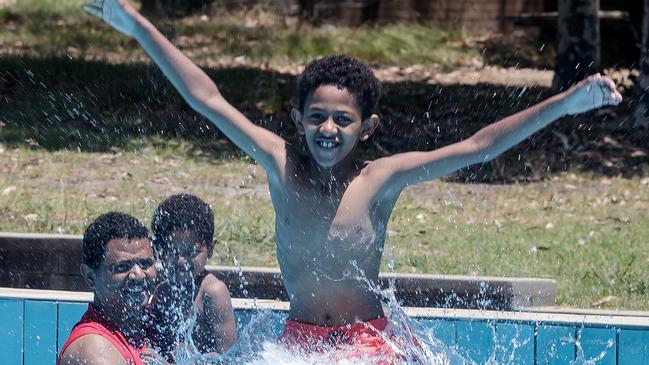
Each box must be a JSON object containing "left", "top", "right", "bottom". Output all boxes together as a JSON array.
[
  {"left": 296, "top": 54, "right": 380, "bottom": 120},
  {"left": 86, "top": 1, "right": 622, "bottom": 361},
  {"left": 152, "top": 193, "right": 215, "bottom": 256},
  {"left": 150, "top": 193, "right": 236, "bottom": 358}
]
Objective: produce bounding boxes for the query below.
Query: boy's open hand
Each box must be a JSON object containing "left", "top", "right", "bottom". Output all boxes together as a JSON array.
[
  {"left": 563, "top": 73, "right": 623, "bottom": 115},
  {"left": 83, "top": 0, "right": 140, "bottom": 37}
]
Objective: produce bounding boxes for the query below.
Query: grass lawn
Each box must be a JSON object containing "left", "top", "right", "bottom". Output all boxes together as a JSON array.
[
  {"left": 0, "top": 0, "right": 479, "bottom": 69},
  {"left": 1, "top": 144, "right": 648, "bottom": 310}
]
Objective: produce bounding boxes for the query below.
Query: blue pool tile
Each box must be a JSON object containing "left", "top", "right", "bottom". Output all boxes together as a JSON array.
[
  {"left": 536, "top": 324, "right": 576, "bottom": 365},
  {"left": 494, "top": 322, "right": 534, "bottom": 364},
  {"left": 578, "top": 327, "right": 616, "bottom": 365},
  {"left": 24, "top": 300, "right": 57, "bottom": 365},
  {"left": 455, "top": 320, "right": 495, "bottom": 364},
  {"left": 422, "top": 318, "right": 456, "bottom": 348},
  {"left": 618, "top": 329, "right": 649, "bottom": 364},
  {"left": 235, "top": 309, "right": 258, "bottom": 332},
  {"left": 0, "top": 299, "right": 24, "bottom": 365},
  {"left": 236, "top": 309, "right": 286, "bottom": 338},
  {"left": 57, "top": 302, "right": 87, "bottom": 355}
]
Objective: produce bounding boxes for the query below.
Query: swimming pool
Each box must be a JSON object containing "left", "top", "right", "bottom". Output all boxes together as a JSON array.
[{"left": 2, "top": 288, "right": 648, "bottom": 364}]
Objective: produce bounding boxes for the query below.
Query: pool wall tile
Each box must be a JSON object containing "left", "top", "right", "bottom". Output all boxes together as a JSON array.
[
  {"left": 536, "top": 324, "right": 576, "bottom": 365},
  {"left": 618, "top": 329, "right": 649, "bottom": 364},
  {"left": 430, "top": 319, "right": 456, "bottom": 347},
  {"left": 495, "top": 322, "right": 534, "bottom": 364},
  {"left": 57, "top": 302, "right": 87, "bottom": 354},
  {"left": 235, "top": 309, "right": 257, "bottom": 332},
  {"left": 578, "top": 327, "right": 616, "bottom": 365},
  {"left": 24, "top": 300, "right": 57, "bottom": 365},
  {"left": 0, "top": 299, "right": 24, "bottom": 365},
  {"left": 4, "top": 293, "right": 649, "bottom": 365},
  {"left": 455, "top": 320, "right": 495, "bottom": 364}
]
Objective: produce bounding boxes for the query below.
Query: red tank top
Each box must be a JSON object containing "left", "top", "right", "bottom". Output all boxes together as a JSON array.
[{"left": 57, "top": 304, "right": 146, "bottom": 365}]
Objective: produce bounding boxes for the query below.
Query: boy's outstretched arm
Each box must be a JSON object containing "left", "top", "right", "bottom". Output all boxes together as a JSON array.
[
  {"left": 374, "top": 74, "right": 622, "bottom": 195},
  {"left": 83, "top": 0, "right": 286, "bottom": 180}
]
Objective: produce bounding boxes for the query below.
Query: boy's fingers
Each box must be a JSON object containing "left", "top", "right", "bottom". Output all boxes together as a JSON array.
[
  {"left": 605, "top": 95, "right": 618, "bottom": 106},
  {"left": 83, "top": 4, "right": 102, "bottom": 17},
  {"left": 602, "top": 90, "right": 621, "bottom": 106},
  {"left": 601, "top": 78, "right": 622, "bottom": 104},
  {"left": 611, "top": 90, "right": 623, "bottom": 104}
]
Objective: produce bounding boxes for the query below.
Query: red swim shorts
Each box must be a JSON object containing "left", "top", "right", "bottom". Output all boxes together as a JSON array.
[{"left": 280, "top": 317, "right": 404, "bottom": 364}]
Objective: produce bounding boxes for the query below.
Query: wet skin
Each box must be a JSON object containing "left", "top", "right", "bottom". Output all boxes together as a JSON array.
[
  {"left": 161, "top": 229, "right": 211, "bottom": 284},
  {"left": 153, "top": 229, "right": 236, "bottom": 354},
  {"left": 273, "top": 85, "right": 389, "bottom": 325},
  {"left": 84, "top": 0, "right": 623, "bottom": 326},
  {"left": 60, "top": 237, "right": 157, "bottom": 365},
  {"left": 273, "top": 158, "right": 392, "bottom": 325},
  {"left": 91, "top": 237, "right": 157, "bottom": 337}
]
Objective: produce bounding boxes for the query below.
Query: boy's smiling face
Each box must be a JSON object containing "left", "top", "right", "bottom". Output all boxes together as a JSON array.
[{"left": 294, "top": 85, "right": 379, "bottom": 168}]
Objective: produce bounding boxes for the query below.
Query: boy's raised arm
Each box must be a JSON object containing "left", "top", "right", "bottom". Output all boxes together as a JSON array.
[
  {"left": 374, "top": 74, "right": 622, "bottom": 195},
  {"left": 83, "top": 0, "right": 286, "bottom": 179}
]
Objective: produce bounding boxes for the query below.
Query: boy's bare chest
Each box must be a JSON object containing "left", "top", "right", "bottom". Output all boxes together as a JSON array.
[
  {"left": 274, "top": 188, "right": 379, "bottom": 274},
  {"left": 274, "top": 178, "right": 377, "bottom": 234}
]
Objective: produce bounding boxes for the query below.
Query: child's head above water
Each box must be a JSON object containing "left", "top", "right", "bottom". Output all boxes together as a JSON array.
[
  {"left": 293, "top": 55, "right": 382, "bottom": 168},
  {"left": 297, "top": 55, "right": 380, "bottom": 120},
  {"left": 151, "top": 193, "right": 215, "bottom": 282}
]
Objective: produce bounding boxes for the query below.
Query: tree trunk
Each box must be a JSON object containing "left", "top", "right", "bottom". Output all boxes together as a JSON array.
[
  {"left": 140, "top": 0, "right": 158, "bottom": 15},
  {"left": 297, "top": 0, "right": 379, "bottom": 26},
  {"left": 634, "top": 0, "right": 649, "bottom": 127},
  {"left": 552, "top": 0, "right": 600, "bottom": 91},
  {"left": 139, "top": 0, "right": 213, "bottom": 18}
]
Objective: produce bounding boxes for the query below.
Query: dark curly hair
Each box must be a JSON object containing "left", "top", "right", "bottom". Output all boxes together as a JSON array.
[
  {"left": 297, "top": 55, "right": 380, "bottom": 119},
  {"left": 82, "top": 212, "right": 151, "bottom": 269},
  {"left": 151, "top": 193, "right": 214, "bottom": 252}
]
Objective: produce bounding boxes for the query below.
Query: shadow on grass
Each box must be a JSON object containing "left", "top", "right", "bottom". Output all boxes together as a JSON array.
[{"left": 1, "top": 55, "right": 647, "bottom": 182}]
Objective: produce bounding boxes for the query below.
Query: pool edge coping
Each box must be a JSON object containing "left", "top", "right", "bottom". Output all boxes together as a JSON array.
[{"left": 2, "top": 287, "right": 648, "bottom": 328}]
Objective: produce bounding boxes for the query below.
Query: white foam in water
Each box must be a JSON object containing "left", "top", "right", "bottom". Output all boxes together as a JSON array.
[
  {"left": 156, "top": 284, "right": 472, "bottom": 365},
  {"left": 153, "top": 286, "right": 618, "bottom": 365},
  {"left": 215, "top": 304, "right": 467, "bottom": 365},
  {"left": 160, "top": 258, "right": 464, "bottom": 364},
  {"left": 152, "top": 258, "right": 613, "bottom": 364}
]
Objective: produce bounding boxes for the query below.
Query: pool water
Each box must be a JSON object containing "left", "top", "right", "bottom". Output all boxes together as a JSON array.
[{"left": 1, "top": 289, "right": 648, "bottom": 364}]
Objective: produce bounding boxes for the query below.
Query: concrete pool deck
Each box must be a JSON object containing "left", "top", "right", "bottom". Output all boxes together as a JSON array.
[{"left": 0, "top": 231, "right": 556, "bottom": 310}]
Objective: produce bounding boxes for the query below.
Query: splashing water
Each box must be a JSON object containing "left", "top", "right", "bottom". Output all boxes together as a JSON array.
[
  {"left": 570, "top": 328, "right": 616, "bottom": 365},
  {"left": 152, "top": 268, "right": 471, "bottom": 365},
  {"left": 211, "top": 291, "right": 470, "bottom": 365},
  {"left": 148, "top": 255, "right": 613, "bottom": 364},
  {"left": 148, "top": 283, "right": 616, "bottom": 365}
]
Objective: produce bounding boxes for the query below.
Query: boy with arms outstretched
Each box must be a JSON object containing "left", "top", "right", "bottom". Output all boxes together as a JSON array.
[
  {"left": 84, "top": 0, "right": 622, "bottom": 360},
  {"left": 150, "top": 193, "right": 237, "bottom": 359}
]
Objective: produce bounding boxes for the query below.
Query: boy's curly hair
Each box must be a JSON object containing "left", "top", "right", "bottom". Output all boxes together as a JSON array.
[
  {"left": 151, "top": 193, "right": 214, "bottom": 252},
  {"left": 297, "top": 55, "right": 380, "bottom": 119},
  {"left": 82, "top": 212, "right": 151, "bottom": 269}
]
